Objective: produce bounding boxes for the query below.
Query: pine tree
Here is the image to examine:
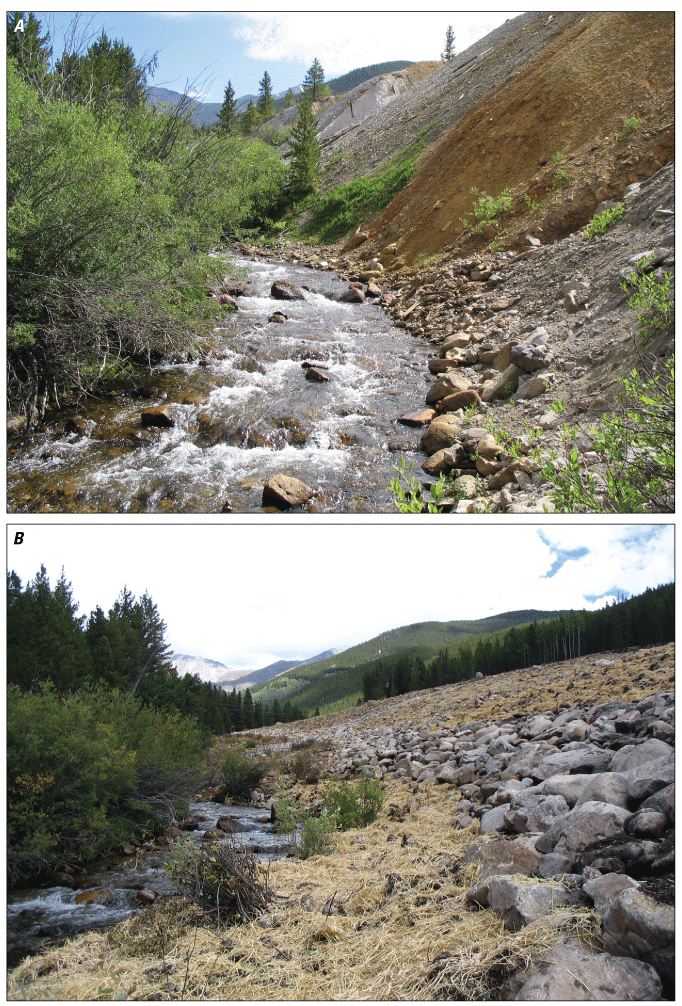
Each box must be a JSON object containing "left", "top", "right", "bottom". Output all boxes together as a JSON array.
[
  {"left": 217, "top": 79, "right": 238, "bottom": 134},
  {"left": 289, "top": 96, "right": 320, "bottom": 197},
  {"left": 257, "top": 70, "right": 275, "bottom": 121},
  {"left": 7, "top": 11, "right": 50, "bottom": 86},
  {"left": 55, "top": 29, "right": 156, "bottom": 112},
  {"left": 283, "top": 87, "right": 296, "bottom": 108},
  {"left": 441, "top": 25, "right": 456, "bottom": 61},
  {"left": 240, "top": 98, "right": 259, "bottom": 134},
  {"left": 303, "top": 58, "right": 326, "bottom": 102}
]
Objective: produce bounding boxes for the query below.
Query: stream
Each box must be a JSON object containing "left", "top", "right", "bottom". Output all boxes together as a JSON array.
[
  {"left": 7, "top": 801, "right": 284, "bottom": 969},
  {"left": 8, "top": 255, "right": 434, "bottom": 514}
]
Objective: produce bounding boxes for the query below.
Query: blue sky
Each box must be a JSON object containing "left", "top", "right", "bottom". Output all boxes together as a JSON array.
[
  {"left": 8, "top": 524, "right": 674, "bottom": 672},
  {"left": 33, "top": 11, "right": 523, "bottom": 102}
]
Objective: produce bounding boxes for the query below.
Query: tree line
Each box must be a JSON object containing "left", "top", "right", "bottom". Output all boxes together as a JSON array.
[
  {"left": 7, "top": 565, "right": 308, "bottom": 734},
  {"left": 363, "top": 584, "right": 674, "bottom": 701}
]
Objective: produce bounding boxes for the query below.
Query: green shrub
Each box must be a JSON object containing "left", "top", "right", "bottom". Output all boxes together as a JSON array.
[
  {"left": 582, "top": 201, "right": 626, "bottom": 238},
  {"left": 323, "top": 776, "right": 384, "bottom": 830},
  {"left": 538, "top": 358, "right": 674, "bottom": 513},
  {"left": 221, "top": 750, "right": 270, "bottom": 801},
  {"left": 390, "top": 456, "right": 449, "bottom": 513},
  {"left": 301, "top": 122, "right": 441, "bottom": 240},
  {"left": 7, "top": 683, "right": 208, "bottom": 881},
  {"left": 299, "top": 814, "right": 337, "bottom": 859},
  {"left": 621, "top": 257, "right": 673, "bottom": 338},
  {"left": 462, "top": 186, "right": 512, "bottom": 234},
  {"left": 618, "top": 115, "right": 646, "bottom": 138}
]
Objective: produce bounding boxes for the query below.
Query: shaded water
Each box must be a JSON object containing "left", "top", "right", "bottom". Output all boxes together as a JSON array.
[
  {"left": 7, "top": 802, "right": 283, "bottom": 968},
  {"left": 8, "top": 256, "right": 433, "bottom": 513}
]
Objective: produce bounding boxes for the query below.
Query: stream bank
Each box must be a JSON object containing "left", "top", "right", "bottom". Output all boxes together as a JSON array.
[
  {"left": 7, "top": 799, "right": 285, "bottom": 969},
  {"left": 7, "top": 254, "right": 434, "bottom": 514}
]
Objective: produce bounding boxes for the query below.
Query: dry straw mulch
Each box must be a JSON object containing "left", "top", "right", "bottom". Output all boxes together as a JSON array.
[{"left": 8, "top": 778, "right": 601, "bottom": 1001}]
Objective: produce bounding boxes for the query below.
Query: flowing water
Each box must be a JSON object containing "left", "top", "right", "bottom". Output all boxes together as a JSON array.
[
  {"left": 7, "top": 801, "right": 284, "bottom": 968},
  {"left": 8, "top": 256, "right": 434, "bottom": 514}
]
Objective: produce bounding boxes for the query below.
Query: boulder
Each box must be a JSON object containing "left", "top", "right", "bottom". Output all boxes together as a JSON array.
[
  {"left": 262, "top": 474, "right": 314, "bottom": 509},
  {"left": 420, "top": 415, "right": 462, "bottom": 455},
  {"left": 340, "top": 286, "right": 366, "bottom": 303},
  {"left": 141, "top": 405, "right": 174, "bottom": 428},
  {"left": 480, "top": 363, "right": 523, "bottom": 402},
  {"left": 602, "top": 888, "right": 674, "bottom": 987},
  {"left": 271, "top": 280, "right": 305, "bottom": 301},
  {"left": 535, "top": 801, "right": 632, "bottom": 858},
  {"left": 425, "top": 373, "right": 472, "bottom": 404},
  {"left": 75, "top": 888, "right": 114, "bottom": 906},
  {"left": 435, "top": 390, "right": 481, "bottom": 414},
  {"left": 305, "top": 367, "right": 331, "bottom": 383},
  {"left": 574, "top": 772, "right": 630, "bottom": 809},
  {"left": 503, "top": 942, "right": 662, "bottom": 1001},
  {"left": 533, "top": 744, "right": 612, "bottom": 780},
  {"left": 583, "top": 873, "right": 641, "bottom": 914},
  {"left": 486, "top": 876, "right": 578, "bottom": 930},
  {"left": 510, "top": 341, "right": 550, "bottom": 373},
  {"left": 398, "top": 408, "right": 436, "bottom": 427}
]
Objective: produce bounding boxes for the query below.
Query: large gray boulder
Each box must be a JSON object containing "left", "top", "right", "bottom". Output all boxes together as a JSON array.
[
  {"left": 602, "top": 888, "right": 674, "bottom": 987},
  {"left": 504, "top": 942, "right": 663, "bottom": 1000},
  {"left": 535, "top": 801, "right": 632, "bottom": 859},
  {"left": 486, "top": 876, "right": 579, "bottom": 931}
]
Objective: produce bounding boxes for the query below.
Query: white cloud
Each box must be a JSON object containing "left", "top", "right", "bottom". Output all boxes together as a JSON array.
[
  {"left": 8, "top": 524, "right": 673, "bottom": 671},
  {"left": 232, "top": 12, "right": 522, "bottom": 78}
]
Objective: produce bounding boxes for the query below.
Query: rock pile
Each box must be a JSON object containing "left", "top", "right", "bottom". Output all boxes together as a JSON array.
[{"left": 326, "top": 687, "right": 674, "bottom": 998}]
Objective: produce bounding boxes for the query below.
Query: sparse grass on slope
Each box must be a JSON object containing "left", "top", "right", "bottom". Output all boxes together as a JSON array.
[{"left": 297, "top": 122, "right": 442, "bottom": 241}]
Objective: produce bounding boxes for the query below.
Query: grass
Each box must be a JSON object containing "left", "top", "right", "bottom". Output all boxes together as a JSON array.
[{"left": 298, "top": 122, "right": 442, "bottom": 240}]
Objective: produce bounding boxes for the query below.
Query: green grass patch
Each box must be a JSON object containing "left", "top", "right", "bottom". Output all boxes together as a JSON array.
[{"left": 301, "top": 122, "right": 442, "bottom": 240}]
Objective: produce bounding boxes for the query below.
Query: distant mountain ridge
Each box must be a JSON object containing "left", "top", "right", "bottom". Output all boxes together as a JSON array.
[
  {"left": 145, "top": 61, "right": 414, "bottom": 128},
  {"left": 171, "top": 648, "right": 339, "bottom": 690}
]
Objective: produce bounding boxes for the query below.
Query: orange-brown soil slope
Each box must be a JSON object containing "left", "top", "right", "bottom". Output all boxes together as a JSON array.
[{"left": 371, "top": 11, "right": 674, "bottom": 263}]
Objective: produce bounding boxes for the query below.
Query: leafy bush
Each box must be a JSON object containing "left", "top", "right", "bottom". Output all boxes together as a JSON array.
[
  {"left": 7, "top": 59, "right": 286, "bottom": 423},
  {"left": 390, "top": 456, "right": 450, "bottom": 513},
  {"left": 460, "top": 186, "right": 512, "bottom": 236},
  {"left": 538, "top": 358, "right": 674, "bottom": 513},
  {"left": 168, "top": 835, "right": 272, "bottom": 924},
  {"left": 221, "top": 750, "right": 270, "bottom": 801},
  {"left": 618, "top": 115, "right": 646, "bottom": 138},
  {"left": 7, "top": 684, "right": 208, "bottom": 881},
  {"left": 582, "top": 201, "right": 626, "bottom": 238},
  {"left": 621, "top": 257, "right": 673, "bottom": 339},
  {"left": 323, "top": 776, "right": 384, "bottom": 830}
]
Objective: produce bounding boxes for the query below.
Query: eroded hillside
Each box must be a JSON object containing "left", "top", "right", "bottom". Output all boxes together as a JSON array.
[{"left": 349, "top": 11, "right": 673, "bottom": 263}]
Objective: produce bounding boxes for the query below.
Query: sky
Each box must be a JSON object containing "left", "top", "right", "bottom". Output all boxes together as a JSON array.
[
  {"left": 33, "top": 11, "right": 524, "bottom": 102},
  {"left": 7, "top": 524, "right": 674, "bottom": 673}
]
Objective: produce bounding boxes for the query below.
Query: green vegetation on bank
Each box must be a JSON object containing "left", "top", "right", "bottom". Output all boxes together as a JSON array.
[
  {"left": 7, "top": 683, "right": 208, "bottom": 882},
  {"left": 296, "top": 122, "right": 442, "bottom": 240},
  {"left": 7, "top": 14, "right": 286, "bottom": 424}
]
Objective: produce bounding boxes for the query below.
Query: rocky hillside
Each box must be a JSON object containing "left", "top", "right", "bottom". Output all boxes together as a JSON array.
[
  {"left": 10, "top": 644, "right": 674, "bottom": 1000},
  {"left": 325, "top": 11, "right": 673, "bottom": 257}
]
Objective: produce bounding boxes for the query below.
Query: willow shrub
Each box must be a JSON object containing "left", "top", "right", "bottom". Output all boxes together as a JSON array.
[
  {"left": 7, "top": 684, "right": 209, "bottom": 882},
  {"left": 7, "top": 59, "right": 286, "bottom": 421}
]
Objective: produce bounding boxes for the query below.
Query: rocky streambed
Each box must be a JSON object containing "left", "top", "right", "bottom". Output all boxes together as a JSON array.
[
  {"left": 7, "top": 255, "right": 435, "bottom": 514},
  {"left": 7, "top": 800, "right": 285, "bottom": 969}
]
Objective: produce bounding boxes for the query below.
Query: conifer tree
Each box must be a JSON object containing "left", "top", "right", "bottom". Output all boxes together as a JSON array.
[
  {"left": 240, "top": 98, "right": 259, "bottom": 134},
  {"left": 257, "top": 69, "right": 275, "bottom": 121},
  {"left": 217, "top": 79, "right": 238, "bottom": 133},
  {"left": 7, "top": 11, "right": 50, "bottom": 85},
  {"left": 303, "top": 57, "right": 326, "bottom": 102},
  {"left": 441, "top": 25, "right": 456, "bottom": 61},
  {"left": 283, "top": 87, "right": 296, "bottom": 108},
  {"left": 289, "top": 95, "right": 320, "bottom": 197}
]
